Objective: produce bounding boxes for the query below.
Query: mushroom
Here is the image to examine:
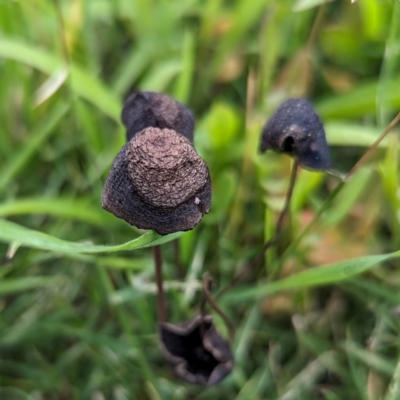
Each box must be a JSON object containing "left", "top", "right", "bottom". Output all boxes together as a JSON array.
[
  {"left": 122, "top": 91, "right": 195, "bottom": 142},
  {"left": 159, "top": 315, "right": 234, "bottom": 386},
  {"left": 260, "top": 98, "right": 330, "bottom": 170},
  {"left": 101, "top": 127, "right": 211, "bottom": 235}
]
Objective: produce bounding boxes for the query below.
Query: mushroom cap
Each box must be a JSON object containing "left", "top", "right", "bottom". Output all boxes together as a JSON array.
[
  {"left": 101, "top": 127, "right": 211, "bottom": 235},
  {"left": 159, "top": 315, "right": 234, "bottom": 386},
  {"left": 260, "top": 98, "right": 330, "bottom": 170},
  {"left": 122, "top": 91, "right": 195, "bottom": 142}
]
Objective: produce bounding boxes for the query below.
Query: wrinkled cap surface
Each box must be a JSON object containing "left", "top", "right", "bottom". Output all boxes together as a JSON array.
[
  {"left": 126, "top": 128, "right": 209, "bottom": 208},
  {"left": 101, "top": 127, "right": 211, "bottom": 235},
  {"left": 159, "top": 315, "right": 234, "bottom": 386},
  {"left": 259, "top": 98, "right": 330, "bottom": 170},
  {"left": 122, "top": 91, "right": 195, "bottom": 142}
]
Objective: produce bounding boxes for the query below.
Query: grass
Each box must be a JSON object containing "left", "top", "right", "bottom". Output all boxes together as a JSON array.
[{"left": 1, "top": 0, "right": 400, "bottom": 399}]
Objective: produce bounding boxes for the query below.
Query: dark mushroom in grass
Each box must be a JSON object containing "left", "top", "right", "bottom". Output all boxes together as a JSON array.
[
  {"left": 122, "top": 91, "right": 195, "bottom": 142},
  {"left": 159, "top": 315, "right": 234, "bottom": 386},
  {"left": 260, "top": 98, "right": 330, "bottom": 170},
  {"left": 102, "top": 127, "right": 211, "bottom": 235}
]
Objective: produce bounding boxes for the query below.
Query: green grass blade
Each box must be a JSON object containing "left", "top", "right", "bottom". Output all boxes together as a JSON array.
[
  {"left": 377, "top": 0, "right": 400, "bottom": 125},
  {"left": 0, "top": 38, "right": 121, "bottom": 121},
  {"left": 0, "top": 276, "right": 60, "bottom": 296},
  {"left": 385, "top": 356, "right": 400, "bottom": 400},
  {"left": 325, "top": 122, "right": 397, "bottom": 147},
  {"left": 225, "top": 251, "right": 400, "bottom": 303},
  {"left": 293, "top": 0, "right": 334, "bottom": 12},
  {"left": 0, "top": 387, "right": 36, "bottom": 400},
  {"left": 316, "top": 79, "right": 400, "bottom": 118},
  {"left": 111, "top": 45, "right": 152, "bottom": 96},
  {"left": 322, "top": 168, "right": 372, "bottom": 227},
  {"left": 0, "top": 102, "right": 69, "bottom": 193},
  {"left": 0, "top": 219, "right": 182, "bottom": 254},
  {"left": 173, "top": 29, "right": 195, "bottom": 103},
  {"left": 138, "top": 59, "right": 182, "bottom": 92},
  {"left": 344, "top": 341, "right": 396, "bottom": 376},
  {"left": 0, "top": 197, "right": 116, "bottom": 226}
]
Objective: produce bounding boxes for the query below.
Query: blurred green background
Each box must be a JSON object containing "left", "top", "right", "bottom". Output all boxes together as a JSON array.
[{"left": 1, "top": 0, "right": 400, "bottom": 399}]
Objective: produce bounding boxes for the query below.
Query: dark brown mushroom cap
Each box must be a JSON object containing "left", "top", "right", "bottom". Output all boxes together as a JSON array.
[
  {"left": 260, "top": 98, "right": 330, "bottom": 170},
  {"left": 159, "top": 315, "right": 234, "bottom": 386},
  {"left": 101, "top": 127, "right": 211, "bottom": 235},
  {"left": 122, "top": 91, "right": 195, "bottom": 142}
]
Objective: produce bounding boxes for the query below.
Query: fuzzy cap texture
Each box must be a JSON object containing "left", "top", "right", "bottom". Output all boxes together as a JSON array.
[
  {"left": 122, "top": 91, "right": 195, "bottom": 142},
  {"left": 101, "top": 127, "right": 211, "bottom": 235},
  {"left": 260, "top": 98, "right": 330, "bottom": 170}
]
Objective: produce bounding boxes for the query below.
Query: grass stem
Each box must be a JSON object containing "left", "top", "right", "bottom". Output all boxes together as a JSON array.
[{"left": 153, "top": 245, "right": 166, "bottom": 323}]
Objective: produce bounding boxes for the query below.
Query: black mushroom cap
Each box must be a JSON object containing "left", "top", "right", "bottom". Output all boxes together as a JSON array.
[
  {"left": 159, "top": 315, "right": 234, "bottom": 386},
  {"left": 259, "top": 98, "right": 330, "bottom": 170},
  {"left": 122, "top": 91, "right": 195, "bottom": 143},
  {"left": 101, "top": 127, "right": 211, "bottom": 235}
]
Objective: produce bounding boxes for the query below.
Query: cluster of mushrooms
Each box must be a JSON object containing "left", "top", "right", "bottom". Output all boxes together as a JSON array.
[{"left": 101, "top": 92, "right": 330, "bottom": 386}]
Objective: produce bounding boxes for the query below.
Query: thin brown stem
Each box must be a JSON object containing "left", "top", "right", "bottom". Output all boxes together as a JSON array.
[
  {"left": 279, "top": 180, "right": 344, "bottom": 262},
  {"left": 216, "top": 160, "right": 299, "bottom": 299},
  {"left": 252, "top": 159, "right": 299, "bottom": 264},
  {"left": 344, "top": 111, "right": 400, "bottom": 181},
  {"left": 202, "top": 273, "right": 235, "bottom": 342},
  {"left": 274, "top": 159, "right": 299, "bottom": 237},
  {"left": 153, "top": 245, "right": 166, "bottom": 323}
]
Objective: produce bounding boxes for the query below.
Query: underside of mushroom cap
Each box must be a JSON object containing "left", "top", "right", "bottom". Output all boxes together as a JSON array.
[
  {"left": 101, "top": 127, "right": 211, "bottom": 235},
  {"left": 122, "top": 91, "right": 195, "bottom": 143},
  {"left": 260, "top": 98, "right": 330, "bottom": 170},
  {"left": 159, "top": 315, "right": 234, "bottom": 386}
]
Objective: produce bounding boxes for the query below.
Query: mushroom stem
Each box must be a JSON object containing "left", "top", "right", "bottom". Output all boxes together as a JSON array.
[
  {"left": 274, "top": 159, "right": 299, "bottom": 239},
  {"left": 153, "top": 245, "right": 167, "bottom": 323},
  {"left": 201, "top": 273, "right": 235, "bottom": 343},
  {"left": 216, "top": 160, "right": 299, "bottom": 300},
  {"left": 249, "top": 159, "right": 300, "bottom": 263},
  {"left": 249, "top": 159, "right": 299, "bottom": 264}
]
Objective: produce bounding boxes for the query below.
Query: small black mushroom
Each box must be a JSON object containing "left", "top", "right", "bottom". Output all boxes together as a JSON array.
[
  {"left": 260, "top": 98, "right": 330, "bottom": 170},
  {"left": 101, "top": 127, "right": 211, "bottom": 235},
  {"left": 159, "top": 315, "right": 234, "bottom": 386},
  {"left": 122, "top": 91, "right": 195, "bottom": 142}
]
